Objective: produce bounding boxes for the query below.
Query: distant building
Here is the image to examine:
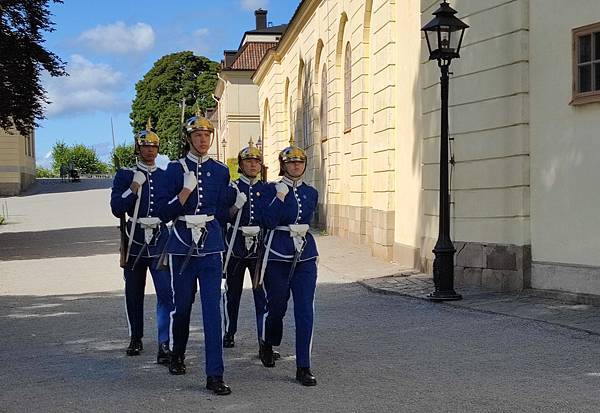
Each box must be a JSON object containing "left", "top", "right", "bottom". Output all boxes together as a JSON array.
[
  {"left": 0, "top": 127, "right": 35, "bottom": 195},
  {"left": 213, "top": 9, "right": 286, "bottom": 166}
]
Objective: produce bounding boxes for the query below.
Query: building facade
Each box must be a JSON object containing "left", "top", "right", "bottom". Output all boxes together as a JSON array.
[
  {"left": 214, "top": 9, "right": 286, "bottom": 163},
  {"left": 253, "top": 0, "right": 600, "bottom": 296},
  {"left": 0, "top": 127, "right": 36, "bottom": 196}
]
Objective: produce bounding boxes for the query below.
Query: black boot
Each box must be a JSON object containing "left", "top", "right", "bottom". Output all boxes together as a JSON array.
[
  {"left": 259, "top": 340, "right": 275, "bottom": 368},
  {"left": 169, "top": 353, "right": 186, "bottom": 375},
  {"left": 156, "top": 342, "right": 170, "bottom": 365},
  {"left": 126, "top": 338, "right": 143, "bottom": 356},
  {"left": 206, "top": 376, "right": 232, "bottom": 396},
  {"left": 222, "top": 333, "right": 235, "bottom": 348},
  {"left": 296, "top": 367, "right": 317, "bottom": 386}
]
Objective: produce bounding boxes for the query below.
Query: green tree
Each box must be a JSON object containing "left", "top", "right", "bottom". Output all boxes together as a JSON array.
[
  {"left": 51, "top": 141, "right": 109, "bottom": 174},
  {"left": 0, "top": 0, "right": 67, "bottom": 135},
  {"left": 50, "top": 140, "right": 70, "bottom": 175},
  {"left": 111, "top": 144, "right": 136, "bottom": 169},
  {"left": 129, "top": 51, "right": 219, "bottom": 160},
  {"left": 36, "top": 166, "right": 55, "bottom": 178}
]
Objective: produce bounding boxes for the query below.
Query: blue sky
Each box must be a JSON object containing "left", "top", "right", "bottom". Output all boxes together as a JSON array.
[{"left": 36, "top": 0, "right": 299, "bottom": 167}]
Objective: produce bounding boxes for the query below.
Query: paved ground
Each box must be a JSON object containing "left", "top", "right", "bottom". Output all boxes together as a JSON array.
[
  {"left": 2, "top": 179, "right": 600, "bottom": 412},
  {"left": 360, "top": 274, "right": 600, "bottom": 336}
]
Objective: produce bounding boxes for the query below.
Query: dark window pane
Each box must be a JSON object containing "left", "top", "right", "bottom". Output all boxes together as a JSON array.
[
  {"left": 595, "top": 32, "right": 600, "bottom": 60},
  {"left": 579, "top": 34, "right": 592, "bottom": 63},
  {"left": 595, "top": 63, "right": 600, "bottom": 91},
  {"left": 579, "top": 64, "right": 592, "bottom": 92}
]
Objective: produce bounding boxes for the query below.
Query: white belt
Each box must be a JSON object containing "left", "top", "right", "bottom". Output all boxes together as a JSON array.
[
  {"left": 177, "top": 214, "right": 214, "bottom": 244},
  {"left": 128, "top": 217, "right": 162, "bottom": 244},
  {"left": 240, "top": 226, "right": 260, "bottom": 252},
  {"left": 275, "top": 224, "right": 309, "bottom": 252},
  {"left": 258, "top": 224, "right": 310, "bottom": 286}
]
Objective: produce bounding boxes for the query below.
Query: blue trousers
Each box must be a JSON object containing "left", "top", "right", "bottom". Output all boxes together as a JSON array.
[
  {"left": 123, "top": 256, "right": 173, "bottom": 344},
  {"left": 169, "top": 253, "right": 224, "bottom": 377},
  {"left": 263, "top": 259, "right": 317, "bottom": 368},
  {"left": 222, "top": 257, "right": 267, "bottom": 341}
]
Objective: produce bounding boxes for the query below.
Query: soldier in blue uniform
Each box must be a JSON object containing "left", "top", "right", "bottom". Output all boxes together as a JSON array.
[
  {"left": 222, "top": 139, "right": 269, "bottom": 352},
  {"left": 110, "top": 120, "right": 173, "bottom": 364},
  {"left": 157, "top": 113, "right": 232, "bottom": 396},
  {"left": 256, "top": 137, "right": 319, "bottom": 386}
]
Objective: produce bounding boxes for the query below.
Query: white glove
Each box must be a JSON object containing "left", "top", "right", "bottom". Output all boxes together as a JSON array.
[
  {"left": 275, "top": 182, "right": 289, "bottom": 197},
  {"left": 132, "top": 171, "right": 146, "bottom": 186},
  {"left": 234, "top": 192, "right": 247, "bottom": 209},
  {"left": 183, "top": 172, "right": 197, "bottom": 191}
]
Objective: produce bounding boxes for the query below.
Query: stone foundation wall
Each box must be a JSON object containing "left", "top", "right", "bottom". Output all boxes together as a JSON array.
[{"left": 454, "top": 241, "right": 531, "bottom": 292}]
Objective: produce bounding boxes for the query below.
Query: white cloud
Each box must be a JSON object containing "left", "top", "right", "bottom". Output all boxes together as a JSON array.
[
  {"left": 193, "top": 28, "right": 209, "bottom": 38},
  {"left": 240, "top": 0, "right": 269, "bottom": 11},
  {"left": 77, "top": 22, "right": 154, "bottom": 54},
  {"left": 44, "top": 55, "right": 125, "bottom": 117}
]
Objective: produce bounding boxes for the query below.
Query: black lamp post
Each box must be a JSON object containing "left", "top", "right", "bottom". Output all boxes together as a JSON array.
[{"left": 421, "top": 1, "right": 468, "bottom": 301}]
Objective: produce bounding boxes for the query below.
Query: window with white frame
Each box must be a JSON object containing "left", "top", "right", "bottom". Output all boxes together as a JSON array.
[{"left": 572, "top": 22, "right": 600, "bottom": 105}]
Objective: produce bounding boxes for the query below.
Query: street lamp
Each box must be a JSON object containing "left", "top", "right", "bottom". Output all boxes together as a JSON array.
[
  {"left": 221, "top": 138, "right": 227, "bottom": 163},
  {"left": 421, "top": 0, "right": 468, "bottom": 301}
]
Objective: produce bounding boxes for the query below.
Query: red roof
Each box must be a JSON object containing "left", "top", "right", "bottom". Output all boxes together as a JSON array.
[{"left": 226, "top": 42, "right": 278, "bottom": 71}]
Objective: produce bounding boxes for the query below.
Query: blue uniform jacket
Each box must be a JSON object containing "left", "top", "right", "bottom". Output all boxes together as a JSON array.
[
  {"left": 110, "top": 163, "right": 169, "bottom": 258},
  {"left": 157, "top": 153, "right": 231, "bottom": 256},
  {"left": 260, "top": 176, "right": 319, "bottom": 262},
  {"left": 224, "top": 175, "right": 268, "bottom": 259}
]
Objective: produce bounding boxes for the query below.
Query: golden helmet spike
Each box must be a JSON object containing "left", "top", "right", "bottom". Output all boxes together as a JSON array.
[
  {"left": 135, "top": 117, "right": 160, "bottom": 148},
  {"left": 278, "top": 133, "right": 307, "bottom": 175},
  {"left": 184, "top": 107, "right": 214, "bottom": 134}
]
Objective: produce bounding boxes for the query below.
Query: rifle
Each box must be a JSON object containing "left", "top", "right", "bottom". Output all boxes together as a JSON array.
[
  {"left": 113, "top": 153, "right": 128, "bottom": 269},
  {"left": 252, "top": 136, "right": 268, "bottom": 289}
]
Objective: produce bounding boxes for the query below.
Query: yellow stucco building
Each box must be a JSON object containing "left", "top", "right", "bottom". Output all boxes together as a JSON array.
[
  {"left": 214, "top": 9, "right": 286, "bottom": 163},
  {"left": 0, "top": 127, "right": 36, "bottom": 196},
  {"left": 253, "top": 0, "right": 600, "bottom": 296}
]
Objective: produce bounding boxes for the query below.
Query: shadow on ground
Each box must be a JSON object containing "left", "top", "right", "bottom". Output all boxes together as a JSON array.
[
  {"left": 18, "top": 179, "right": 112, "bottom": 196},
  {"left": 0, "top": 226, "right": 119, "bottom": 260}
]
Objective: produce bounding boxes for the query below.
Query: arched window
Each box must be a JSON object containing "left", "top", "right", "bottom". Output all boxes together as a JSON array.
[
  {"left": 320, "top": 65, "right": 328, "bottom": 141},
  {"left": 344, "top": 42, "right": 352, "bottom": 133},
  {"left": 302, "top": 69, "right": 312, "bottom": 148},
  {"left": 284, "top": 78, "right": 290, "bottom": 138}
]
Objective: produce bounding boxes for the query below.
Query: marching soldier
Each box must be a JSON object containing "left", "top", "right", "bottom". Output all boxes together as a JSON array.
[
  {"left": 222, "top": 139, "right": 269, "bottom": 352},
  {"left": 157, "top": 112, "right": 232, "bottom": 396},
  {"left": 256, "top": 136, "right": 319, "bottom": 386},
  {"left": 110, "top": 120, "right": 173, "bottom": 364}
]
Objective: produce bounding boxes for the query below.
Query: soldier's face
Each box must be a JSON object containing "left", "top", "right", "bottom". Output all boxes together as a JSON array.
[
  {"left": 241, "top": 159, "right": 261, "bottom": 178},
  {"left": 189, "top": 130, "right": 212, "bottom": 155},
  {"left": 284, "top": 161, "right": 305, "bottom": 179},
  {"left": 139, "top": 145, "right": 158, "bottom": 164}
]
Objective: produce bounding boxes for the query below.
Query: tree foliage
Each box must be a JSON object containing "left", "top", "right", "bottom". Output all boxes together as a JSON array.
[
  {"left": 112, "top": 144, "right": 136, "bottom": 169},
  {"left": 129, "top": 51, "right": 219, "bottom": 160},
  {"left": 0, "top": 0, "right": 67, "bottom": 135},
  {"left": 51, "top": 141, "right": 109, "bottom": 175},
  {"left": 36, "top": 166, "right": 55, "bottom": 178}
]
